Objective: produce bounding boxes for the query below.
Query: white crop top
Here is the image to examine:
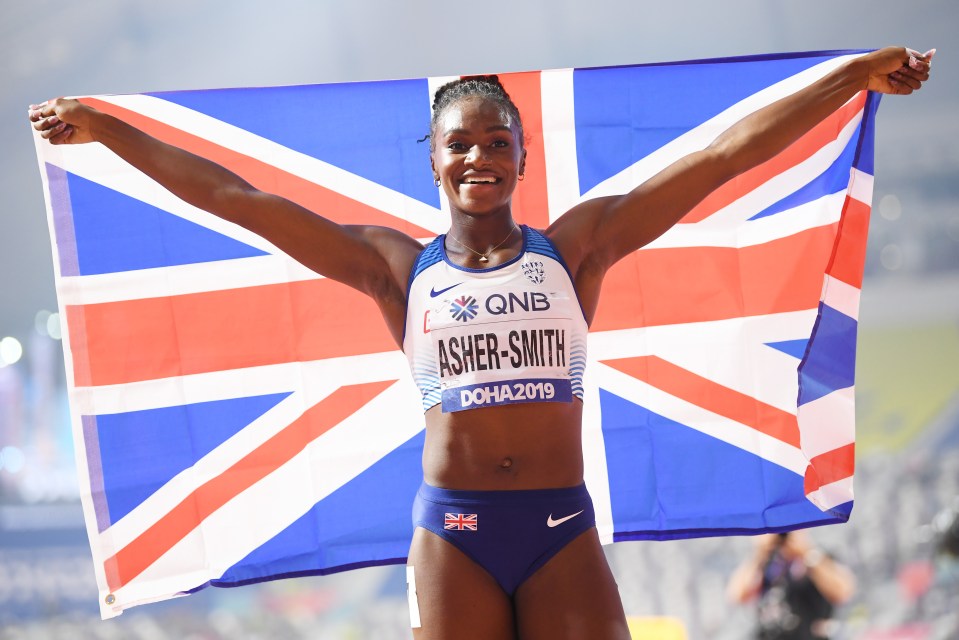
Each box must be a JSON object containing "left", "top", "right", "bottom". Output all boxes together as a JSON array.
[{"left": 403, "top": 226, "right": 588, "bottom": 413}]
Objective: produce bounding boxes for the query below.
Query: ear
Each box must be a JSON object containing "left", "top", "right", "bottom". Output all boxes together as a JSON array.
[
  {"left": 430, "top": 155, "right": 437, "bottom": 181},
  {"left": 519, "top": 148, "right": 527, "bottom": 175}
]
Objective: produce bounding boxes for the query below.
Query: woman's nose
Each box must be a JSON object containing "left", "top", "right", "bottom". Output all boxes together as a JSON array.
[{"left": 465, "top": 144, "right": 490, "bottom": 166}]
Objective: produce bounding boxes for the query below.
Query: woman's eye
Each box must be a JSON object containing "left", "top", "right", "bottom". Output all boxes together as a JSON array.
[{"left": 491, "top": 139, "right": 509, "bottom": 148}]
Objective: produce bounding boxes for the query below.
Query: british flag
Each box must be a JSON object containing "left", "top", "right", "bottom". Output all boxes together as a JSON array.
[
  {"left": 444, "top": 513, "right": 479, "bottom": 531},
  {"left": 32, "top": 50, "right": 876, "bottom": 617}
]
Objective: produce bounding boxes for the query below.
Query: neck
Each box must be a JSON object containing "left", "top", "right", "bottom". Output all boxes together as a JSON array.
[{"left": 445, "top": 214, "right": 521, "bottom": 265}]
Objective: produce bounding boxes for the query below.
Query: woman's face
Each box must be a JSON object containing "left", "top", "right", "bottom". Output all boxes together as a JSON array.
[{"left": 430, "top": 96, "right": 526, "bottom": 217}]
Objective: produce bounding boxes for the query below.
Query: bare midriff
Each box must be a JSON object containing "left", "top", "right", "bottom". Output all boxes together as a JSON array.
[{"left": 421, "top": 399, "right": 585, "bottom": 491}]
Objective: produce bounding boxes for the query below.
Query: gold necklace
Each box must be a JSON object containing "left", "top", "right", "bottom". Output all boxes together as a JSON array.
[{"left": 447, "top": 225, "right": 518, "bottom": 263}]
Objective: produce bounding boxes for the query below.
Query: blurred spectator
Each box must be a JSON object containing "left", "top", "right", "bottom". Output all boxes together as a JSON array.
[
  {"left": 727, "top": 530, "right": 856, "bottom": 640},
  {"left": 933, "top": 502, "right": 959, "bottom": 558}
]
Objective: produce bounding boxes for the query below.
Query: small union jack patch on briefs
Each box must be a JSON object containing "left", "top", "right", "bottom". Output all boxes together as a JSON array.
[{"left": 444, "top": 513, "right": 478, "bottom": 531}]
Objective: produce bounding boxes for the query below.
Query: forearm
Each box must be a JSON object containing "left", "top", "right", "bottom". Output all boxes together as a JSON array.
[
  {"left": 88, "top": 109, "right": 255, "bottom": 223},
  {"left": 709, "top": 56, "right": 869, "bottom": 177}
]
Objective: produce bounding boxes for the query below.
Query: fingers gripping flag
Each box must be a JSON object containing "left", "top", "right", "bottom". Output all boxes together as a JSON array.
[{"left": 31, "top": 50, "right": 878, "bottom": 617}]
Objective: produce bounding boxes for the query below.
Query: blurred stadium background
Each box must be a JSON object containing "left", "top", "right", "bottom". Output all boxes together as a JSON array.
[{"left": 1, "top": 1, "right": 957, "bottom": 638}]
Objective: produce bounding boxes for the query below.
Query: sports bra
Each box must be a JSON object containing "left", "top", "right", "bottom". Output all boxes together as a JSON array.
[{"left": 403, "top": 225, "right": 588, "bottom": 413}]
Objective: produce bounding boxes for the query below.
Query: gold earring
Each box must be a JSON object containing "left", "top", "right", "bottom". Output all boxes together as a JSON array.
[{"left": 518, "top": 173, "right": 525, "bottom": 181}]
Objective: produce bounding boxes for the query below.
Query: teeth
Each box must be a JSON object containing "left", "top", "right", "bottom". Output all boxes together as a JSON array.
[{"left": 464, "top": 177, "right": 496, "bottom": 184}]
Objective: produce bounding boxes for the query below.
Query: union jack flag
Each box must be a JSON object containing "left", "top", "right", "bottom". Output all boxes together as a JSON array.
[
  {"left": 444, "top": 513, "right": 479, "bottom": 531},
  {"left": 31, "top": 50, "right": 876, "bottom": 617}
]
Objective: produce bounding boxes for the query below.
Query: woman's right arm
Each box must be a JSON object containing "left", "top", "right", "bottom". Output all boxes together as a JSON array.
[{"left": 29, "top": 99, "right": 423, "bottom": 302}]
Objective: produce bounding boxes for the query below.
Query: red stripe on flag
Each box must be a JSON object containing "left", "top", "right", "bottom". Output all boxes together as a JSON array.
[
  {"left": 602, "top": 355, "right": 800, "bottom": 447},
  {"left": 497, "top": 73, "right": 551, "bottom": 230},
  {"left": 682, "top": 93, "right": 866, "bottom": 224},
  {"left": 803, "top": 443, "right": 855, "bottom": 495},
  {"left": 80, "top": 98, "right": 435, "bottom": 238},
  {"left": 590, "top": 223, "right": 838, "bottom": 332},
  {"left": 824, "top": 196, "right": 870, "bottom": 289},
  {"left": 67, "top": 280, "right": 396, "bottom": 387},
  {"left": 102, "top": 380, "right": 396, "bottom": 593}
]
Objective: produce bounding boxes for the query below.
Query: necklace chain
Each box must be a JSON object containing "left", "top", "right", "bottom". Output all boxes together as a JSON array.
[{"left": 447, "top": 225, "right": 518, "bottom": 263}]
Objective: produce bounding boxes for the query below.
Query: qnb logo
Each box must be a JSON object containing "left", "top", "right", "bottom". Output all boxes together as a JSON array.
[
  {"left": 485, "top": 291, "right": 550, "bottom": 315},
  {"left": 450, "top": 295, "right": 479, "bottom": 322}
]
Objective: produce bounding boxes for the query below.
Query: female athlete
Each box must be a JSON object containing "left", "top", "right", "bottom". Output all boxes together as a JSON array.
[{"left": 31, "top": 46, "right": 931, "bottom": 639}]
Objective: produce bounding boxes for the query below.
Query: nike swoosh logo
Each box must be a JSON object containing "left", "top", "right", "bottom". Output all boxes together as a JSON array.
[
  {"left": 430, "top": 283, "right": 463, "bottom": 298},
  {"left": 547, "top": 510, "right": 584, "bottom": 528}
]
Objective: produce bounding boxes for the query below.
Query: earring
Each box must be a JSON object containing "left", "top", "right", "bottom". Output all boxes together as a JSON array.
[
  {"left": 434, "top": 177, "right": 441, "bottom": 187},
  {"left": 518, "top": 173, "right": 525, "bottom": 181}
]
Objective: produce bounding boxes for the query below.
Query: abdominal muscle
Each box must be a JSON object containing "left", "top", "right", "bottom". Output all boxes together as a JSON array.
[{"left": 421, "top": 399, "right": 585, "bottom": 491}]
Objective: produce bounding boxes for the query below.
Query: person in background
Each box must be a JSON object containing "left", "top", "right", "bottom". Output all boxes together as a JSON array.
[{"left": 727, "top": 530, "right": 857, "bottom": 640}]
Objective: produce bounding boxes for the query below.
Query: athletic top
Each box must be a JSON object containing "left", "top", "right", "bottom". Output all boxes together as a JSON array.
[{"left": 403, "top": 225, "right": 588, "bottom": 413}]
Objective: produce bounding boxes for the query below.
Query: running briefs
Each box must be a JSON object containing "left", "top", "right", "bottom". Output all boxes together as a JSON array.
[{"left": 412, "top": 482, "right": 596, "bottom": 595}]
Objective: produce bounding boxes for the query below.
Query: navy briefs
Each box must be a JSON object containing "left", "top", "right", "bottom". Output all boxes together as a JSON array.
[{"left": 412, "top": 482, "right": 596, "bottom": 595}]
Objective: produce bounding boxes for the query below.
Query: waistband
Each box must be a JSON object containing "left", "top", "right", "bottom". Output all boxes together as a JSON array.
[{"left": 417, "top": 481, "right": 590, "bottom": 507}]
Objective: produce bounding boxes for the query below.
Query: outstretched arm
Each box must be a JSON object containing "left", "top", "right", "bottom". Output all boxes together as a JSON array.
[
  {"left": 30, "top": 100, "right": 422, "bottom": 312},
  {"left": 549, "top": 47, "right": 933, "bottom": 319}
]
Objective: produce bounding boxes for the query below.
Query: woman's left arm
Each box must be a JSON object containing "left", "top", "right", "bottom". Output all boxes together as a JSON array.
[{"left": 551, "top": 47, "right": 933, "bottom": 287}]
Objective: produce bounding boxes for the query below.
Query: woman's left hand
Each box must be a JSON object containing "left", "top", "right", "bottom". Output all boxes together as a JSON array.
[{"left": 862, "top": 46, "right": 934, "bottom": 95}]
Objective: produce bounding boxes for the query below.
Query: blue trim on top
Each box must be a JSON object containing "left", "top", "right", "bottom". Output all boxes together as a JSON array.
[{"left": 409, "top": 237, "right": 444, "bottom": 284}]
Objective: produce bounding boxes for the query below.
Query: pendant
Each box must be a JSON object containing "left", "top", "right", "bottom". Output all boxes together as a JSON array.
[{"left": 479, "top": 256, "right": 489, "bottom": 263}]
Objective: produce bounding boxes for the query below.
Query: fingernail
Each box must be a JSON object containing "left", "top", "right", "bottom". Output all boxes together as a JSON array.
[
  {"left": 49, "top": 116, "right": 59, "bottom": 125},
  {"left": 909, "top": 56, "right": 921, "bottom": 70}
]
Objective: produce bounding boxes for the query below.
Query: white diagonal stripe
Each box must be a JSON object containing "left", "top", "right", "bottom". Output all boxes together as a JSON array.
[
  {"left": 592, "top": 362, "right": 807, "bottom": 475},
  {"left": 588, "top": 309, "right": 819, "bottom": 413},
  {"left": 109, "top": 379, "right": 422, "bottom": 613},
  {"left": 581, "top": 55, "right": 861, "bottom": 203},
  {"left": 96, "top": 94, "right": 449, "bottom": 234},
  {"left": 95, "top": 352, "right": 412, "bottom": 549}
]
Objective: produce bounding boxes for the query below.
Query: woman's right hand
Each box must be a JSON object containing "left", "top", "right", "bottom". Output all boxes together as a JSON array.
[{"left": 29, "top": 98, "right": 98, "bottom": 145}]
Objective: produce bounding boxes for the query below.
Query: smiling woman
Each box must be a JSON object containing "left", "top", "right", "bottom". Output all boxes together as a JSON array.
[{"left": 30, "top": 47, "right": 933, "bottom": 639}]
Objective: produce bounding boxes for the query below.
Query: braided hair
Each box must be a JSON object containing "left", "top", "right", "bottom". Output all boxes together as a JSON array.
[{"left": 428, "top": 75, "right": 525, "bottom": 148}]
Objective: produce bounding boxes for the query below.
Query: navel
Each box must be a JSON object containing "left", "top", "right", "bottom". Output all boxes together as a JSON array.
[{"left": 500, "top": 457, "right": 513, "bottom": 469}]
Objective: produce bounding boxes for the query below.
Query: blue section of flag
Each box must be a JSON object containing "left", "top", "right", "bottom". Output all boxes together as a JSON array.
[
  {"left": 799, "top": 304, "right": 858, "bottom": 406},
  {"left": 66, "top": 171, "right": 267, "bottom": 275},
  {"left": 766, "top": 339, "right": 809, "bottom": 359},
  {"left": 149, "top": 79, "right": 439, "bottom": 209},
  {"left": 600, "top": 389, "right": 848, "bottom": 539},
  {"left": 749, "top": 129, "right": 858, "bottom": 220},
  {"left": 572, "top": 54, "right": 836, "bottom": 195},
  {"left": 853, "top": 93, "right": 881, "bottom": 175},
  {"left": 96, "top": 392, "right": 291, "bottom": 525},
  {"left": 214, "top": 430, "right": 425, "bottom": 586}
]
